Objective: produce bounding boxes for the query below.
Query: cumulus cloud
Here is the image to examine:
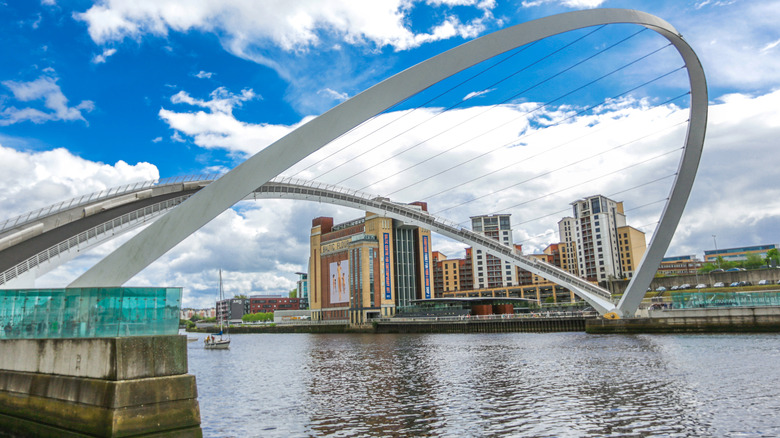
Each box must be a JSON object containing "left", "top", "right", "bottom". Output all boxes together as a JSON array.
[
  {"left": 0, "top": 75, "right": 94, "bottom": 125},
  {"left": 91, "top": 47, "right": 117, "bottom": 64},
  {"left": 159, "top": 86, "right": 311, "bottom": 155},
  {"left": 0, "top": 145, "right": 159, "bottom": 220},
  {"left": 194, "top": 70, "right": 214, "bottom": 79},
  {"left": 74, "top": 0, "right": 494, "bottom": 53}
]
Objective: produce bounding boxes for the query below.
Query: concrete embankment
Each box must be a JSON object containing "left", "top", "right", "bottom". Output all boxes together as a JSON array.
[
  {"left": 587, "top": 306, "right": 780, "bottom": 334},
  {"left": 0, "top": 335, "right": 201, "bottom": 437}
]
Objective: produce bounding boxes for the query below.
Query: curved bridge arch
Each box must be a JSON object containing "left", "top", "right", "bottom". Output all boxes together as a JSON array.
[{"left": 70, "top": 9, "right": 707, "bottom": 318}]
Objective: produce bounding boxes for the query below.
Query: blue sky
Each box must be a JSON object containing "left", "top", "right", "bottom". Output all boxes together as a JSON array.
[{"left": 1, "top": 0, "right": 779, "bottom": 307}]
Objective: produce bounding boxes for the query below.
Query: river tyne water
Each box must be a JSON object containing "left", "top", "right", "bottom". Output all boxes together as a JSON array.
[{"left": 187, "top": 332, "right": 780, "bottom": 437}]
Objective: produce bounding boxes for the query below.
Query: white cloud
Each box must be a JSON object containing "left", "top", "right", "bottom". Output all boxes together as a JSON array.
[
  {"left": 760, "top": 38, "right": 780, "bottom": 54},
  {"left": 672, "top": 1, "right": 780, "bottom": 92},
  {"left": 74, "top": 0, "right": 496, "bottom": 55},
  {"left": 91, "top": 47, "right": 117, "bottom": 64},
  {"left": 160, "top": 86, "right": 310, "bottom": 155},
  {"left": 317, "top": 88, "right": 349, "bottom": 102},
  {"left": 463, "top": 89, "right": 494, "bottom": 100},
  {"left": 0, "top": 75, "right": 94, "bottom": 125},
  {"left": 194, "top": 70, "right": 214, "bottom": 79},
  {"left": 0, "top": 144, "right": 159, "bottom": 220},
  {"left": 151, "top": 136, "right": 162, "bottom": 143}
]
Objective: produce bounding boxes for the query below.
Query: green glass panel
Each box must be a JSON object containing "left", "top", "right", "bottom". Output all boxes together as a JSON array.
[
  {"left": 0, "top": 287, "right": 182, "bottom": 339},
  {"left": 671, "top": 291, "right": 780, "bottom": 309}
]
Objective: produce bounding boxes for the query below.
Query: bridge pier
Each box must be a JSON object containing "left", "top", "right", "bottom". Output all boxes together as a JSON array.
[{"left": 0, "top": 335, "right": 201, "bottom": 437}]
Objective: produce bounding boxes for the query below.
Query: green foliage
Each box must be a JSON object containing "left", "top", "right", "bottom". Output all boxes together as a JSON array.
[
  {"left": 201, "top": 317, "right": 216, "bottom": 323},
  {"left": 766, "top": 248, "right": 780, "bottom": 267},
  {"left": 544, "top": 296, "right": 555, "bottom": 303},
  {"left": 289, "top": 288, "right": 297, "bottom": 299},
  {"left": 698, "top": 262, "right": 719, "bottom": 273},
  {"left": 189, "top": 314, "right": 201, "bottom": 322},
  {"left": 743, "top": 253, "right": 765, "bottom": 269},
  {"left": 234, "top": 294, "right": 248, "bottom": 299},
  {"left": 242, "top": 312, "right": 274, "bottom": 322}
]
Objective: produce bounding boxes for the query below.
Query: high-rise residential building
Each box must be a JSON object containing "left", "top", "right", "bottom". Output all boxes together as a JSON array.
[
  {"left": 308, "top": 206, "right": 433, "bottom": 324},
  {"left": 558, "top": 195, "right": 645, "bottom": 283},
  {"left": 470, "top": 214, "right": 517, "bottom": 289}
]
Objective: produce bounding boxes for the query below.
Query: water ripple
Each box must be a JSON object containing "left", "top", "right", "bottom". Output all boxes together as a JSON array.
[{"left": 187, "top": 332, "right": 780, "bottom": 437}]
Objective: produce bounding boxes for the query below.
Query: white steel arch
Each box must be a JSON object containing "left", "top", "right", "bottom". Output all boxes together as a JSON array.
[{"left": 70, "top": 9, "right": 707, "bottom": 318}]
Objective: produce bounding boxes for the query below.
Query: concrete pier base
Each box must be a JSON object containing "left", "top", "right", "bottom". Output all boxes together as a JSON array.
[{"left": 0, "top": 335, "right": 201, "bottom": 437}]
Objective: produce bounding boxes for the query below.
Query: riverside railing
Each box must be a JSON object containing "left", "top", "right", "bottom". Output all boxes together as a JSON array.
[
  {"left": 0, "top": 287, "right": 182, "bottom": 339},
  {"left": 0, "top": 173, "right": 220, "bottom": 234}
]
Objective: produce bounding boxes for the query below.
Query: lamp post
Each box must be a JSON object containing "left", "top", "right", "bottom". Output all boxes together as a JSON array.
[{"left": 712, "top": 235, "right": 719, "bottom": 268}]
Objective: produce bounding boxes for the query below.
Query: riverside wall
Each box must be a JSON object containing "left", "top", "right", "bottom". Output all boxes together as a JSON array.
[
  {"left": 375, "top": 317, "right": 588, "bottom": 334},
  {"left": 587, "top": 306, "right": 780, "bottom": 334},
  {"left": 0, "top": 335, "right": 201, "bottom": 438}
]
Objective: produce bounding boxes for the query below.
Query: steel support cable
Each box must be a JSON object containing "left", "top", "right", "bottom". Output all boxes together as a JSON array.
[
  {"left": 372, "top": 46, "right": 678, "bottom": 195},
  {"left": 489, "top": 148, "right": 682, "bottom": 217},
  {"left": 506, "top": 175, "right": 677, "bottom": 247},
  {"left": 331, "top": 27, "right": 644, "bottom": 186},
  {"left": 294, "top": 41, "right": 542, "bottom": 179},
  {"left": 404, "top": 88, "right": 688, "bottom": 203},
  {"left": 434, "top": 115, "right": 687, "bottom": 216},
  {"left": 314, "top": 27, "right": 609, "bottom": 182}
]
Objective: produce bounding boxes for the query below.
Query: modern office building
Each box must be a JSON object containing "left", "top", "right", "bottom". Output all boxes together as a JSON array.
[
  {"left": 308, "top": 205, "right": 433, "bottom": 324},
  {"left": 216, "top": 298, "right": 250, "bottom": 322},
  {"left": 470, "top": 214, "right": 517, "bottom": 289},
  {"left": 704, "top": 244, "right": 779, "bottom": 263},
  {"left": 658, "top": 255, "right": 704, "bottom": 275},
  {"left": 558, "top": 195, "right": 646, "bottom": 283},
  {"left": 249, "top": 296, "right": 301, "bottom": 313}
]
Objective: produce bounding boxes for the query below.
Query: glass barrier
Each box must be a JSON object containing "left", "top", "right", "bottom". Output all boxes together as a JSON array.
[
  {"left": 671, "top": 291, "right": 780, "bottom": 309},
  {"left": 0, "top": 287, "right": 182, "bottom": 339}
]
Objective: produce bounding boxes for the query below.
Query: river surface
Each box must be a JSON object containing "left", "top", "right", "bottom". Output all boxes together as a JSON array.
[{"left": 187, "top": 332, "right": 780, "bottom": 437}]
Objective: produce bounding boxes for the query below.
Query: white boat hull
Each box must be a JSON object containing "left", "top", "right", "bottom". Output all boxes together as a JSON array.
[{"left": 204, "top": 338, "right": 230, "bottom": 349}]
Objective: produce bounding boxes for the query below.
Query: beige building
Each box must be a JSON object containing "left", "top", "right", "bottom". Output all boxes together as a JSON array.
[
  {"left": 617, "top": 225, "right": 647, "bottom": 279},
  {"left": 309, "top": 206, "right": 433, "bottom": 325}
]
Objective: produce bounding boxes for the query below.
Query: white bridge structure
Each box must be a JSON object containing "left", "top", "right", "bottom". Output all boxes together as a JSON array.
[{"left": 0, "top": 9, "right": 707, "bottom": 318}]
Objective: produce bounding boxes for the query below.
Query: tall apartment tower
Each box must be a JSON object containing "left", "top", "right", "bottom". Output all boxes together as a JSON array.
[
  {"left": 470, "top": 214, "right": 517, "bottom": 289},
  {"left": 559, "top": 195, "right": 626, "bottom": 283}
]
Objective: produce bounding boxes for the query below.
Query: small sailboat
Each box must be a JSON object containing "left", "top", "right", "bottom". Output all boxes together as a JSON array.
[{"left": 205, "top": 269, "right": 231, "bottom": 350}]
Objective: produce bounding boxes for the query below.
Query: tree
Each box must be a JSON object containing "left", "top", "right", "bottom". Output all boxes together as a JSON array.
[
  {"left": 766, "top": 248, "right": 780, "bottom": 267},
  {"left": 289, "top": 288, "right": 297, "bottom": 299},
  {"left": 743, "top": 253, "right": 765, "bottom": 270},
  {"left": 234, "top": 294, "right": 248, "bottom": 299}
]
